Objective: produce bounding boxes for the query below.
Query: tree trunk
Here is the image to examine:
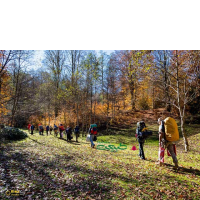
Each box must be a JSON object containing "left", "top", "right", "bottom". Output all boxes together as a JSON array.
[
  {"left": 152, "top": 83, "right": 155, "bottom": 109},
  {"left": 94, "top": 81, "right": 96, "bottom": 123},
  {"left": 106, "top": 87, "right": 109, "bottom": 134},
  {"left": 114, "top": 99, "right": 116, "bottom": 118},
  {"left": 180, "top": 116, "right": 189, "bottom": 152},
  {"left": 64, "top": 110, "right": 67, "bottom": 126},
  {"left": 76, "top": 102, "right": 79, "bottom": 126},
  {"left": 129, "top": 79, "right": 135, "bottom": 111},
  {"left": 11, "top": 69, "right": 20, "bottom": 127},
  {"left": 90, "top": 83, "right": 93, "bottom": 124},
  {"left": 101, "top": 62, "right": 104, "bottom": 101},
  {"left": 55, "top": 105, "right": 59, "bottom": 118},
  {"left": 176, "top": 50, "right": 189, "bottom": 152},
  {"left": 82, "top": 114, "right": 84, "bottom": 137},
  {"left": 130, "top": 89, "right": 135, "bottom": 111}
]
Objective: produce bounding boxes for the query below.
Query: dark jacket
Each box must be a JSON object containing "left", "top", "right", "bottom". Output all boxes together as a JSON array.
[
  {"left": 66, "top": 127, "right": 72, "bottom": 134},
  {"left": 74, "top": 126, "right": 79, "bottom": 134}
]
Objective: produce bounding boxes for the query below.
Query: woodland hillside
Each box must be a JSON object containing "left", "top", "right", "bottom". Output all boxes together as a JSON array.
[
  {"left": 0, "top": 50, "right": 200, "bottom": 199},
  {"left": 0, "top": 50, "right": 200, "bottom": 151}
]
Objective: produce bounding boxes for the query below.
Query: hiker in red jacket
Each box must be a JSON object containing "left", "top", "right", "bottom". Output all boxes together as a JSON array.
[
  {"left": 59, "top": 124, "right": 65, "bottom": 138},
  {"left": 27, "top": 124, "right": 31, "bottom": 134}
]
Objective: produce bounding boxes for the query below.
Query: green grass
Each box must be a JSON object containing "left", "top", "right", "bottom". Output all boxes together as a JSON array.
[{"left": 0, "top": 124, "right": 199, "bottom": 199}]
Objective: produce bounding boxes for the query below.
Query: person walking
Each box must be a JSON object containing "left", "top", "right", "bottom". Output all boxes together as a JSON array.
[
  {"left": 74, "top": 125, "right": 80, "bottom": 142},
  {"left": 50, "top": 126, "right": 53, "bottom": 135},
  {"left": 88, "top": 124, "right": 97, "bottom": 148},
  {"left": 38, "top": 123, "right": 41, "bottom": 135},
  {"left": 136, "top": 121, "right": 147, "bottom": 160},
  {"left": 157, "top": 118, "right": 178, "bottom": 169},
  {"left": 137, "top": 135, "right": 145, "bottom": 160},
  {"left": 39, "top": 124, "right": 44, "bottom": 135},
  {"left": 30, "top": 124, "right": 34, "bottom": 135},
  {"left": 27, "top": 123, "right": 31, "bottom": 134},
  {"left": 66, "top": 126, "right": 72, "bottom": 141},
  {"left": 54, "top": 124, "right": 58, "bottom": 136},
  {"left": 59, "top": 124, "right": 65, "bottom": 138},
  {"left": 46, "top": 125, "right": 50, "bottom": 136}
]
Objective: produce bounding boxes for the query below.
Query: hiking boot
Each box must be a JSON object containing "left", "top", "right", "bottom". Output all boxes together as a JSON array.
[
  {"left": 173, "top": 164, "right": 179, "bottom": 170},
  {"left": 156, "top": 162, "right": 164, "bottom": 166},
  {"left": 160, "top": 162, "right": 164, "bottom": 167}
]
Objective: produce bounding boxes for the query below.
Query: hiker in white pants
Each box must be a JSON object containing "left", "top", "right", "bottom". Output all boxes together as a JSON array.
[{"left": 158, "top": 118, "right": 178, "bottom": 169}]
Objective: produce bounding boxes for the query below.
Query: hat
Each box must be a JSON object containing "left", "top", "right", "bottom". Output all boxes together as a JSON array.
[{"left": 158, "top": 118, "right": 162, "bottom": 123}]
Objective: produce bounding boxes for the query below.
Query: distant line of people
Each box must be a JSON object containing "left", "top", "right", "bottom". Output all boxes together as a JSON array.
[
  {"left": 27, "top": 123, "right": 97, "bottom": 147},
  {"left": 27, "top": 123, "right": 80, "bottom": 142}
]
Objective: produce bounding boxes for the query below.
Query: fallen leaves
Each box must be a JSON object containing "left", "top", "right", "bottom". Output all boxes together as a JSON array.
[{"left": 0, "top": 133, "right": 200, "bottom": 199}]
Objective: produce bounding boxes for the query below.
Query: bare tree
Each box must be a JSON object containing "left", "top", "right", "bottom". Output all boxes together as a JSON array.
[
  {"left": 0, "top": 51, "right": 17, "bottom": 106},
  {"left": 65, "top": 50, "right": 84, "bottom": 126},
  {"left": 167, "top": 50, "right": 200, "bottom": 151},
  {"left": 9, "top": 50, "right": 33, "bottom": 126},
  {"left": 45, "top": 50, "right": 65, "bottom": 117},
  {"left": 153, "top": 50, "right": 172, "bottom": 111}
]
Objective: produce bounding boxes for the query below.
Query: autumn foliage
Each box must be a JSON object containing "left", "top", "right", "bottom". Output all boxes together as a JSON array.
[{"left": 0, "top": 50, "right": 199, "bottom": 151}]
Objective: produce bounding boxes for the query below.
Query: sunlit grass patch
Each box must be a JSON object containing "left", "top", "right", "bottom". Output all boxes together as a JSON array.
[{"left": 0, "top": 126, "right": 199, "bottom": 199}]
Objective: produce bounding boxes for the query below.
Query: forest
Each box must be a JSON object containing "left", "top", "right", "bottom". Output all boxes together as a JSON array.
[
  {"left": 0, "top": 50, "right": 200, "bottom": 199},
  {"left": 0, "top": 50, "right": 200, "bottom": 150}
]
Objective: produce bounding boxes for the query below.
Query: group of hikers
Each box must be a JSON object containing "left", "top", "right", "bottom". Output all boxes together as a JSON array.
[
  {"left": 27, "top": 117, "right": 179, "bottom": 169},
  {"left": 27, "top": 123, "right": 81, "bottom": 142},
  {"left": 136, "top": 117, "right": 179, "bottom": 169}
]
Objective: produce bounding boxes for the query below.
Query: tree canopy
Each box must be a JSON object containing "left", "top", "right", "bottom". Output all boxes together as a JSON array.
[{"left": 1, "top": 50, "right": 200, "bottom": 151}]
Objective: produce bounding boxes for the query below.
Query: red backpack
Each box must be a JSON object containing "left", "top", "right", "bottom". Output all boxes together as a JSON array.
[{"left": 91, "top": 127, "right": 97, "bottom": 135}]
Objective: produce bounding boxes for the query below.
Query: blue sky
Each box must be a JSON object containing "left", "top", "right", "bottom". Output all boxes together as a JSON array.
[{"left": 29, "top": 50, "right": 114, "bottom": 70}]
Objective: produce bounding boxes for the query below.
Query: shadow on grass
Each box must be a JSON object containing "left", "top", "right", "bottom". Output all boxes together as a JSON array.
[
  {"left": 0, "top": 147, "right": 114, "bottom": 199},
  {"left": 58, "top": 138, "right": 81, "bottom": 145},
  {"left": 28, "top": 137, "right": 43, "bottom": 145},
  {"left": 146, "top": 159, "right": 200, "bottom": 176},
  {"left": 165, "top": 163, "right": 200, "bottom": 176},
  {"left": 0, "top": 137, "right": 28, "bottom": 146},
  {"left": 1, "top": 143, "right": 199, "bottom": 199}
]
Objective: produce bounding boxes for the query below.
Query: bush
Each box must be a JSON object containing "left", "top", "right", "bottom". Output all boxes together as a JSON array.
[
  {"left": 0, "top": 124, "right": 5, "bottom": 129},
  {"left": 185, "top": 114, "right": 200, "bottom": 124},
  {"left": 0, "top": 127, "right": 28, "bottom": 141},
  {"left": 138, "top": 97, "right": 150, "bottom": 110}
]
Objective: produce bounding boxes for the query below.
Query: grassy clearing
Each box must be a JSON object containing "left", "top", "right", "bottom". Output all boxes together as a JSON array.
[{"left": 0, "top": 123, "right": 200, "bottom": 199}]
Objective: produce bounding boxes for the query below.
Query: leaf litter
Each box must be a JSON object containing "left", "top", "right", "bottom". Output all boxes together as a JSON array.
[{"left": 0, "top": 133, "right": 199, "bottom": 199}]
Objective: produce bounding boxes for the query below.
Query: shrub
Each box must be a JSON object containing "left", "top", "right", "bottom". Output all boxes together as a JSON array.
[
  {"left": 0, "top": 127, "right": 28, "bottom": 141},
  {"left": 138, "top": 97, "right": 150, "bottom": 110},
  {"left": 0, "top": 124, "right": 5, "bottom": 129}
]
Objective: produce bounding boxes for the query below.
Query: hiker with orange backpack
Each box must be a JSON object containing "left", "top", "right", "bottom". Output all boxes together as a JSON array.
[{"left": 157, "top": 117, "right": 179, "bottom": 169}]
